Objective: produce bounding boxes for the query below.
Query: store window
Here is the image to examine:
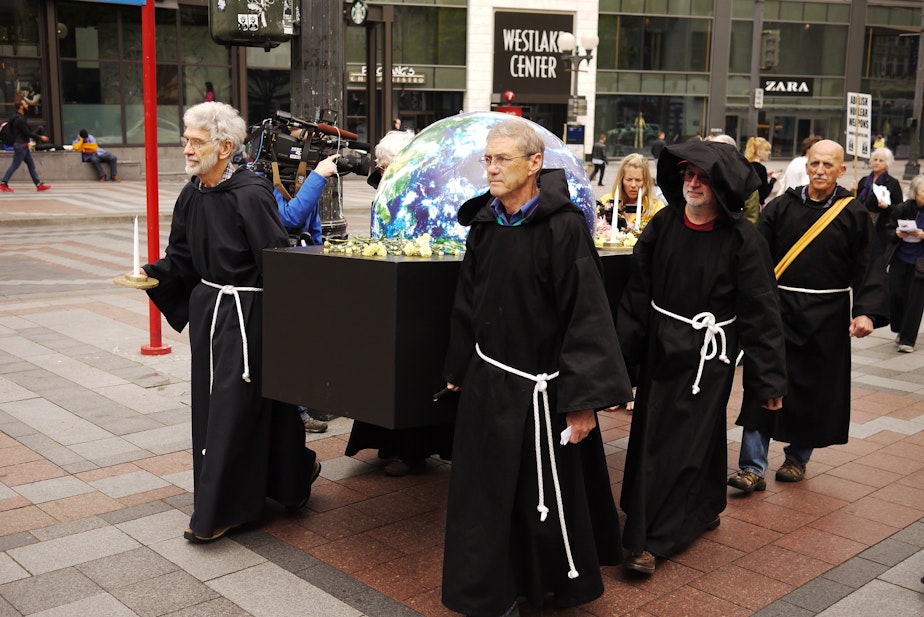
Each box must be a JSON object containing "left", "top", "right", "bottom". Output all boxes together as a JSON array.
[
  {"left": 59, "top": 2, "right": 231, "bottom": 145},
  {"left": 0, "top": 0, "right": 43, "bottom": 119},
  {"left": 594, "top": 95, "right": 707, "bottom": 157},
  {"left": 597, "top": 15, "right": 711, "bottom": 73},
  {"left": 346, "top": 5, "right": 466, "bottom": 65}
]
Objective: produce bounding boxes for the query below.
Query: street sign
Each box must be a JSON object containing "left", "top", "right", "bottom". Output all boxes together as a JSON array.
[
  {"left": 754, "top": 88, "right": 764, "bottom": 109},
  {"left": 846, "top": 92, "right": 872, "bottom": 158}
]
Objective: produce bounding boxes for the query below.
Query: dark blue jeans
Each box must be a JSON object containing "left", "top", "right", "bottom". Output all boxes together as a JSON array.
[
  {"left": 87, "top": 152, "right": 119, "bottom": 179},
  {"left": 2, "top": 142, "right": 41, "bottom": 185}
]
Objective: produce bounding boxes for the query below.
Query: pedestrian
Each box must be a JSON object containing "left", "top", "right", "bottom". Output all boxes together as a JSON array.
[
  {"left": 441, "top": 119, "right": 632, "bottom": 616},
  {"left": 72, "top": 129, "right": 120, "bottom": 182},
  {"left": 650, "top": 131, "right": 666, "bottom": 160},
  {"left": 0, "top": 98, "right": 51, "bottom": 193},
  {"left": 140, "top": 101, "right": 321, "bottom": 543},
  {"left": 203, "top": 81, "right": 215, "bottom": 102},
  {"left": 618, "top": 140, "right": 787, "bottom": 575},
  {"left": 884, "top": 174, "right": 924, "bottom": 353},
  {"left": 850, "top": 147, "right": 903, "bottom": 253},
  {"left": 588, "top": 133, "right": 607, "bottom": 186},
  {"left": 603, "top": 152, "right": 664, "bottom": 231},
  {"left": 744, "top": 136, "right": 779, "bottom": 207},
  {"left": 730, "top": 139, "right": 888, "bottom": 493}
]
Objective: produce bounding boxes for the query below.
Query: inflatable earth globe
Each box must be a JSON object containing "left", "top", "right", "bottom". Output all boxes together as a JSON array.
[{"left": 371, "top": 112, "right": 596, "bottom": 241}]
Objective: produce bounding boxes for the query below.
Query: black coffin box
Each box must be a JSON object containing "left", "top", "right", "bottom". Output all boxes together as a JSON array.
[
  {"left": 262, "top": 247, "right": 631, "bottom": 429},
  {"left": 263, "top": 247, "right": 462, "bottom": 429}
]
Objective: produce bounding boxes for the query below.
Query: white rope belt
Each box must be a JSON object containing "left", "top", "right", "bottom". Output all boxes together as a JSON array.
[
  {"left": 651, "top": 300, "right": 736, "bottom": 395},
  {"left": 778, "top": 285, "right": 850, "bottom": 295},
  {"left": 202, "top": 279, "right": 263, "bottom": 393},
  {"left": 474, "top": 343, "right": 579, "bottom": 580}
]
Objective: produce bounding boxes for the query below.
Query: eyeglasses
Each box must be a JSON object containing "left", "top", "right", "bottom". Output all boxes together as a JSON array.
[
  {"left": 181, "top": 136, "right": 214, "bottom": 151},
  {"left": 682, "top": 169, "right": 711, "bottom": 185},
  {"left": 479, "top": 153, "right": 536, "bottom": 168}
]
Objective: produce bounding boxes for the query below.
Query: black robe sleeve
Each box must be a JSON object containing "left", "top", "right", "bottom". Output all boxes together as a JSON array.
[
  {"left": 142, "top": 190, "right": 199, "bottom": 333},
  {"left": 443, "top": 231, "right": 478, "bottom": 387}
]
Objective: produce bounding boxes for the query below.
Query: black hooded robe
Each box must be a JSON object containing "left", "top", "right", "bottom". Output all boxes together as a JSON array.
[
  {"left": 442, "top": 169, "right": 632, "bottom": 616},
  {"left": 618, "top": 142, "right": 787, "bottom": 558},
  {"left": 736, "top": 186, "right": 889, "bottom": 447},
  {"left": 143, "top": 168, "right": 317, "bottom": 538}
]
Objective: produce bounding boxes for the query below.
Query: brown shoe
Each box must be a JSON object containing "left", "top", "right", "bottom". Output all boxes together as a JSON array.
[
  {"left": 727, "top": 470, "right": 766, "bottom": 493},
  {"left": 183, "top": 523, "right": 239, "bottom": 543},
  {"left": 775, "top": 459, "right": 806, "bottom": 482},
  {"left": 625, "top": 550, "right": 656, "bottom": 575}
]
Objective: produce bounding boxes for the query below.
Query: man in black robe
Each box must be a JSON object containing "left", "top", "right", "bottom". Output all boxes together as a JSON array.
[
  {"left": 731, "top": 139, "right": 888, "bottom": 491},
  {"left": 618, "top": 141, "right": 787, "bottom": 575},
  {"left": 442, "top": 119, "right": 632, "bottom": 617},
  {"left": 142, "top": 102, "right": 320, "bottom": 543}
]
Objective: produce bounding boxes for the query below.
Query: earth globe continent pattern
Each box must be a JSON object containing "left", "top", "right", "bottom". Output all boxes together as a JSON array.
[{"left": 371, "top": 112, "right": 597, "bottom": 241}]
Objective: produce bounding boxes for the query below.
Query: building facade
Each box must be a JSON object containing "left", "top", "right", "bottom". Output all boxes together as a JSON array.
[{"left": 2, "top": 0, "right": 921, "bottom": 162}]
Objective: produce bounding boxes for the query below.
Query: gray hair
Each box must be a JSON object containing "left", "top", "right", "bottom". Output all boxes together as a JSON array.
[
  {"left": 871, "top": 147, "right": 894, "bottom": 167},
  {"left": 183, "top": 102, "right": 248, "bottom": 152},
  {"left": 909, "top": 173, "right": 924, "bottom": 199},
  {"left": 486, "top": 119, "right": 545, "bottom": 157},
  {"left": 375, "top": 130, "right": 414, "bottom": 168},
  {"left": 707, "top": 133, "right": 737, "bottom": 147}
]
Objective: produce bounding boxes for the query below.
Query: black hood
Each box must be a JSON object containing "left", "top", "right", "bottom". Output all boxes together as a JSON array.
[
  {"left": 657, "top": 141, "right": 761, "bottom": 218},
  {"left": 457, "top": 168, "right": 581, "bottom": 226}
]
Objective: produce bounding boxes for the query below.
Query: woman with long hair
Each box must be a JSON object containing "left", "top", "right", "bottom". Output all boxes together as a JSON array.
[
  {"left": 602, "top": 152, "right": 664, "bottom": 231},
  {"left": 744, "top": 136, "right": 778, "bottom": 207}
]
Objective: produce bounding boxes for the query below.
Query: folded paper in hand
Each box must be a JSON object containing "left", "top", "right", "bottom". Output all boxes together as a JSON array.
[
  {"left": 898, "top": 219, "right": 919, "bottom": 232},
  {"left": 559, "top": 426, "right": 572, "bottom": 446},
  {"left": 872, "top": 184, "right": 890, "bottom": 204}
]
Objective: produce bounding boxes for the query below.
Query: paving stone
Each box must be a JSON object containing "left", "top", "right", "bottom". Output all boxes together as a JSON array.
[
  {"left": 0, "top": 595, "right": 18, "bottom": 617},
  {"left": 88, "top": 469, "right": 168, "bottom": 499},
  {"left": 247, "top": 536, "right": 322, "bottom": 573},
  {"left": 30, "top": 515, "right": 109, "bottom": 541},
  {"left": 76, "top": 546, "right": 179, "bottom": 590},
  {"left": 783, "top": 577, "right": 855, "bottom": 613},
  {"left": 208, "top": 562, "right": 362, "bottom": 617},
  {"left": 31, "top": 352, "right": 129, "bottom": 389},
  {"left": 821, "top": 557, "right": 889, "bottom": 588},
  {"left": 96, "top": 383, "right": 183, "bottom": 415},
  {"left": 30, "top": 592, "right": 138, "bottom": 616},
  {"left": 877, "top": 547, "right": 924, "bottom": 591},
  {"left": 343, "top": 587, "right": 425, "bottom": 617},
  {"left": 162, "top": 470, "right": 194, "bottom": 493},
  {"left": 889, "top": 519, "right": 924, "bottom": 547},
  {"left": 0, "top": 553, "right": 28, "bottom": 585},
  {"left": 0, "top": 567, "right": 101, "bottom": 614},
  {"left": 13, "top": 474, "right": 95, "bottom": 503},
  {"left": 161, "top": 596, "right": 251, "bottom": 617},
  {"left": 71, "top": 438, "right": 153, "bottom": 469},
  {"left": 122, "top": 423, "right": 190, "bottom": 455},
  {"left": 111, "top": 569, "right": 219, "bottom": 617},
  {"left": 7, "top": 525, "right": 140, "bottom": 575},
  {"left": 0, "top": 397, "right": 111, "bottom": 445},
  {"left": 150, "top": 536, "right": 266, "bottom": 582},
  {"left": 0, "top": 376, "right": 35, "bottom": 404},
  {"left": 98, "top": 499, "right": 173, "bottom": 526},
  {"left": 858, "top": 537, "right": 921, "bottom": 567},
  {"left": 16, "top": 433, "right": 91, "bottom": 467},
  {"left": 116, "top": 509, "right": 189, "bottom": 545},
  {"left": 815, "top": 579, "right": 924, "bottom": 616},
  {"left": 317, "top": 455, "right": 377, "bottom": 481},
  {"left": 295, "top": 561, "right": 372, "bottom": 600},
  {"left": 0, "top": 531, "right": 37, "bottom": 553}
]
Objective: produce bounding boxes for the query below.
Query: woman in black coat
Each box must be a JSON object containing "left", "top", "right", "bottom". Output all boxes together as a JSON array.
[
  {"left": 884, "top": 174, "right": 924, "bottom": 352},
  {"left": 853, "top": 147, "right": 903, "bottom": 252}
]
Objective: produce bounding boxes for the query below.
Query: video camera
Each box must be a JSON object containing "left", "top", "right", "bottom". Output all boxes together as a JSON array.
[{"left": 246, "top": 109, "right": 372, "bottom": 200}]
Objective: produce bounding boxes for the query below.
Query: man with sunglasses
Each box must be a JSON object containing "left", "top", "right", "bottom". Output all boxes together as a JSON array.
[
  {"left": 140, "top": 101, "right": 320, "bottom": 543},
  {"left": 618, "top": 141, "right": 787, "bottom": 575},
  {"left": 441, "top": 119, "right": 632, "bottom": 616}
]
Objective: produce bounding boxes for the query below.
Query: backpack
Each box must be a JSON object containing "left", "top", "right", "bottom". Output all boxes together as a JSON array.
[{"left": 0, "top": 116, "right": 15, "bottom": 147}]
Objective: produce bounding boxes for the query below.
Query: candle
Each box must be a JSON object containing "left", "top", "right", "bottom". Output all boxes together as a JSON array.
[
  {"left": 634, "top": 188, "right": 644, "bottom": 228},
  {"left": 133, "top": 216, "right": 141, "bottom": 277},
  {"left": 608, "top": 185, "right": 620, "bottom": 242}
]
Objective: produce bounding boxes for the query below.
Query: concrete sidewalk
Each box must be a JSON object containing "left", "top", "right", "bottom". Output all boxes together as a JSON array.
[{"left": 1, "top": 170, "right": 924, "bottom": 616}]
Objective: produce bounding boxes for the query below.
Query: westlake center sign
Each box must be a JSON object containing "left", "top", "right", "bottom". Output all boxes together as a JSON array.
[{"left": 493, "top": 12, "right": 572, "bottom": 100}]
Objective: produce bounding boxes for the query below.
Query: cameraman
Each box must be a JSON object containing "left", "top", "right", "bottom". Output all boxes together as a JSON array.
[{"left": 274, "top": 152, "right": 339, "bottom": 246}]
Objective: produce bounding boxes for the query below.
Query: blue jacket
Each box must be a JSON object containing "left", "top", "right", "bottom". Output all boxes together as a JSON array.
[{"left": 274, "top": 170, "right": 327, "bottom": 245}]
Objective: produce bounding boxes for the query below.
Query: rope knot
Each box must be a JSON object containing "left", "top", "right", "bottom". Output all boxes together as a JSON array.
[
  {"left": 242, "top": 371, "right": 251, "bottom": 383},
  {"left": 220, "top": 284, "right": 235, "bottom": 295},
  {"left": 536, "top": 373, "right": 549, "bottom": 392},
  {"left": 537, "top": 504, "right": 549, "bottom": 522},
  {"left": 567, "top": 569, "right": 579, "bottom": 579}
]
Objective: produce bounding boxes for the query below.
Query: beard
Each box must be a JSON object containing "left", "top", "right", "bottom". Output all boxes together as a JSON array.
[{"left": 185, "top": 148, "right": 219, "bottom": 178}]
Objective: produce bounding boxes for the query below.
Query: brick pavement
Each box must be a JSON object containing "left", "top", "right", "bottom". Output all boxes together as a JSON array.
[{"left": 1, "top": 163, "right": 923, "bottom": 616}]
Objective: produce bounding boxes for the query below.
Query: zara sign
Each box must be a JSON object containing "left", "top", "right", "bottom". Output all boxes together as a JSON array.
[{"left": 760, "top": 77, "right": 814, "bottom": 97}]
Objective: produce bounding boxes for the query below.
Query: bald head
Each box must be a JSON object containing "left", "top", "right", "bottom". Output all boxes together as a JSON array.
[{"left": 805, "top": 139, "right": 846, "bottom": 200}]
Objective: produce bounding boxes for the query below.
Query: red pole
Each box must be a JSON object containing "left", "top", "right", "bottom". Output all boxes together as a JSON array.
[{"left": 140, "top": 0, "right": 171, "bottom": 356}]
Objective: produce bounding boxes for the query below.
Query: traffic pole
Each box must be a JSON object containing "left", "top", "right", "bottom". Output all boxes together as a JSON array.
[{"left": 140, "top": 0, "right": 171, "bottom": 356}]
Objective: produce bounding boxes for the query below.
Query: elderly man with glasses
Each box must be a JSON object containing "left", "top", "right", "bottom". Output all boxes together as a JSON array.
[
  {"left": 140, "top": 102, "right": 321, "bottom": 543},
  {"left": 440, "top": 119, "right": 632, "bottom": 617},
  {"left": 617, "top": 140, "right": 787, "bottom": 575}
]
